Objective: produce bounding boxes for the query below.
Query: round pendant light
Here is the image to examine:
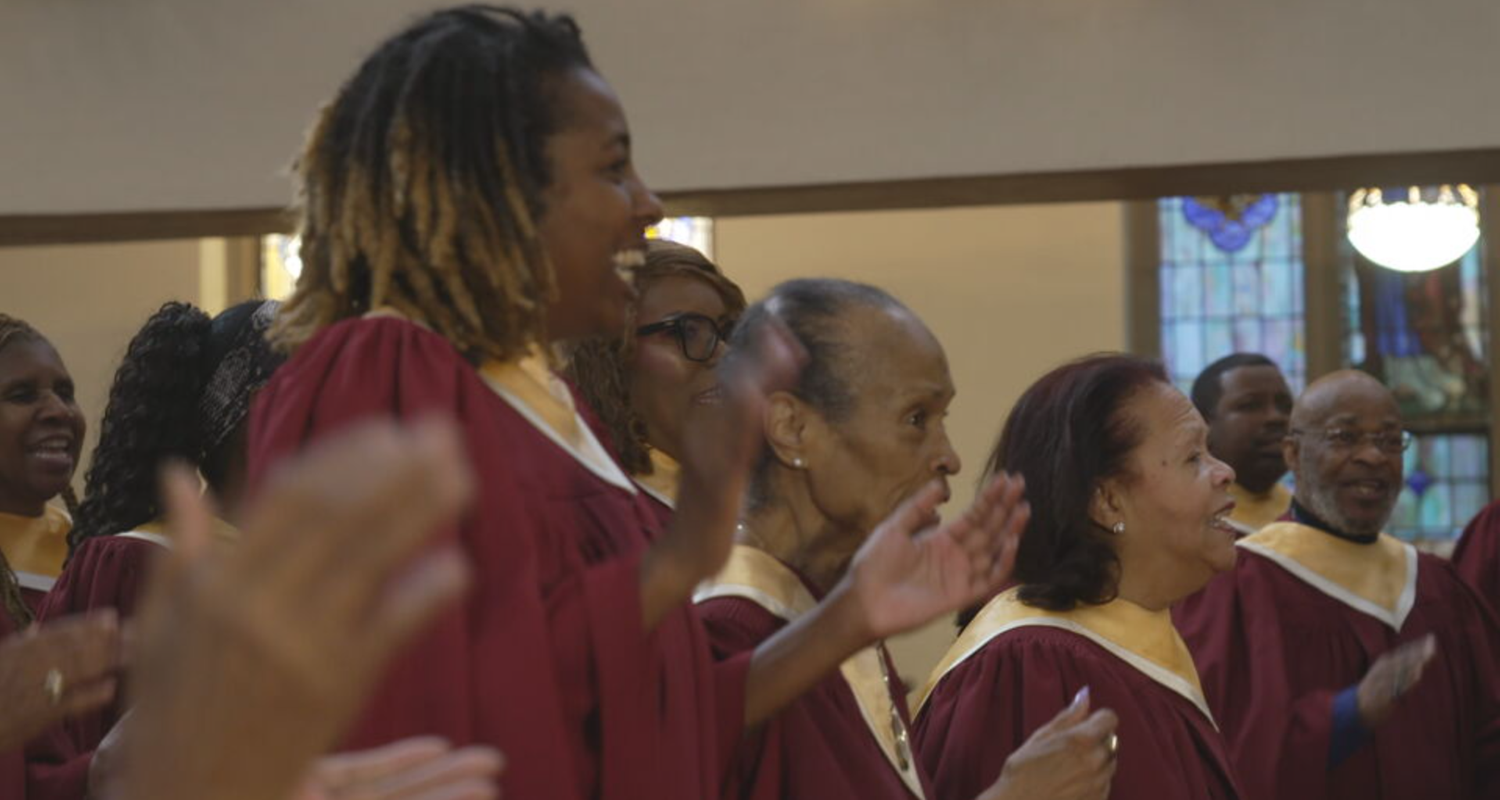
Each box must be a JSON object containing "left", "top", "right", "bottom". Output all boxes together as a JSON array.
[{"left": 1347, "top": 184, "right": 1479, "bottom": 273}]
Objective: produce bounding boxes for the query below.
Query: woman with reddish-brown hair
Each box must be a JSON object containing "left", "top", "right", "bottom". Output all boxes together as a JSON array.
[{"left": 915, "top": 354, "right": 1244, "bottom": 800}]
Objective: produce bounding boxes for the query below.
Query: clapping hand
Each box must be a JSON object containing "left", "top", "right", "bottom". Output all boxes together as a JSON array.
[{"left": 843, "top": 473, "right": 1029, "bottom": 641}]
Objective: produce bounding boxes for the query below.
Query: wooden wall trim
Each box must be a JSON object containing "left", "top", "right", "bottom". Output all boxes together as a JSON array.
[
  {"left": 1300, "top": 192, "right": 1345, "bottom": 382},
  {"left": 5, "top": 147, "right": 1500, "bottom": 246},
  {"left": 0, "top": 208, "right": 293, "bottom": 247},
  {"left": 664, "top": 147, "right": 1500, "bottom": 218},
  {"left": 1123, "top": 201, "right": 1161, "bottom": 357}
]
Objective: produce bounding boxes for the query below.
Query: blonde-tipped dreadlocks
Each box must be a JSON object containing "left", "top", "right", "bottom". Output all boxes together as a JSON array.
[
  {"left": 271, "top": 6, "right": 595, "bottom": 361},
  {"left": 0, "top": 314, "right": 80, "bottom": 627},
  {"left": 562, "top": 240, "right": 747, "bottom": 475}
]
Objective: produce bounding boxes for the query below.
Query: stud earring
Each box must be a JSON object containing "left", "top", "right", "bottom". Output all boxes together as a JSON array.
[
  {"left": 1111, "top": 522, "right": 1126, "bottom": 535},
  {"left": 793, "top": 457, "right": 805, "bottom": 469}
]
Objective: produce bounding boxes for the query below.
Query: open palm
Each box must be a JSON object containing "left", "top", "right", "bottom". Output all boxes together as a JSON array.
[{"left": 846, "top": 474, "right": 1028, "bottom": 640}]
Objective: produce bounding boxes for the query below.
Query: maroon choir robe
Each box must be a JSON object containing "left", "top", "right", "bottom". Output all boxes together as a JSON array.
[
  {"left": 696, "top": 545, "right": 930, "bottom": 800},
  {"left": 914, "top": 587, "right": 1241, "bottom": 800},
  {"left": 18, "top": 532, "right": 163, "bottom": 800},
  {"left": 1454, "top": 500, "right": 1500, "bottom": 611},
  {"left": 1, "top": 610, "right": 23, "bottom": 800},
  {"left": 1175, "top": 521, "right": 1500, "bottom": 800},
  {"left": 246, "top": 315, "right": 747, "bottom": 800}
]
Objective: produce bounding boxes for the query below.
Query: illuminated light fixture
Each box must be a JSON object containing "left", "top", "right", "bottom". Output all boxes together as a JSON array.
[{"left": 1347, "top": 184, "right": 1479, "bottom": 273}]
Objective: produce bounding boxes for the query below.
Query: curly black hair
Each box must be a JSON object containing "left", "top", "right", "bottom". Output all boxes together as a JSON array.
[{"left": 70, "top": 301, "right": 281, "bottom": 549}]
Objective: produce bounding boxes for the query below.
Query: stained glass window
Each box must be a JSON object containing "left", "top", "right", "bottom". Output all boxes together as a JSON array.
[
  {"left": 1388, "top": 433, "right": 1490, "bottom": 549},
  {"left": 1343, "top": 238, "right": 1489, "bottom": 423},
  {"left": 1341, "top": 193, "right": 1490, "bottom": 546},
  {"left": 1158, "top": 194, "right": 1307, "bottom": 393},
  {"left": 647, "top": 217, "right": 714, "bottom": 259}
]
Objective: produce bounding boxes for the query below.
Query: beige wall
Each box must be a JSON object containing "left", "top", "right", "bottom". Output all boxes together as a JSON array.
[
  {"left": 716, "top": 201, "right": 1126, "bottom": 686},
  {"left": 3, "top": 0, "right": 1497, "bottom": 213},
  {"left": 0, "top": 240, "right": 208, "bottom": 489}
]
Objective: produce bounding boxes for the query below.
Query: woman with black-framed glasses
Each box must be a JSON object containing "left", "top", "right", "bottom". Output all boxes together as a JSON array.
[{"left": 566, "top": 239, "right": 746, "bottom": 521}]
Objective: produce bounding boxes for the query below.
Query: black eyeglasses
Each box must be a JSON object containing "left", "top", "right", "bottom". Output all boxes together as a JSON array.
[
  {"left": 635, "top": 313, "right": 733, "bottom": 363},
  {"left": 1290, "top": 427, "right": 1414, "bottom": 454}
]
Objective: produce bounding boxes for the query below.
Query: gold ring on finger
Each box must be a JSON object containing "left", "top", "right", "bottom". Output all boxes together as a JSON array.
[{"left": 43, "top": 668, "right": 64, "bottom": 706}]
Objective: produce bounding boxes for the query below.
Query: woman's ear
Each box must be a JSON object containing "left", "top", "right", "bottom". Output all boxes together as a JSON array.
[
  {"left": 1089, "top": 480, "right": 1125, "bottom": 533},
  {"left": 764, "top": 390, "right": 808, "bottom": 469}
]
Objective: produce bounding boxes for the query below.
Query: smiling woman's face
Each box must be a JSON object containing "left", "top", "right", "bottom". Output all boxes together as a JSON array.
[
  {"left": 0, "top": 337, "right": 85, "bottom": 515},
  {"left": 1103, "top": 382, "right": 1239, "bottom": 591},
  {"left": 627, "top": 272, "right": 734, "bottom": 460}
]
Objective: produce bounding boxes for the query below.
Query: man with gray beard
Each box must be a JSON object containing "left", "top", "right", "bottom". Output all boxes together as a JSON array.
[{"left": 1175, "top": 370, "right": 1500, "bottom": 800}]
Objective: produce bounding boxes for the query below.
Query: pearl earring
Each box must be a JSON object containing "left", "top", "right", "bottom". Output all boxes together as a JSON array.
[
  {"left": 793, "top": 457, "right": 805, "bottom": 468},
  {"left": 1111, "top": 522, "right": 1126, "bottom": 535}
]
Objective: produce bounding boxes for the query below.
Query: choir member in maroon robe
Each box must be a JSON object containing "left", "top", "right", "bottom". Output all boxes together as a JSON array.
[
  {"left": 1190, "top": 354, "right": 1293, "bottom": 536},
  {"left": 694, "top": 279, "right": 1119, "bottom": 800},
  {"left": 117, "top": 419, "right": 500, "bottom": 800},
  {"left": 1453, "top": 500, "right": 1500, "bottom": 609},
  {"left": 565, "top": 238, "right": 747, "bottom": 525},
  {"left": 1175, "top": 370, "right": 1500, "bottom": 800},
  {"left": 0, "top": 315, "right": 85, "bottom": 613},
  {"left": 915, "top": 354, "right": 1245, "bottom": 800},
  {"left": 248, "top": 8, "right": 1025, "bottom": 800}
]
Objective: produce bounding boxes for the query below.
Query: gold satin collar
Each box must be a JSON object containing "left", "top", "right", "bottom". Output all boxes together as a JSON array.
[
  {"left": 696, "top": 545, "right": 926, "bottom": 799},
  {"left": 1227, "top": 482, "right": 1293, "bottom": 533},
  {"left": 1237, "top": 521, "right": 1416, "bottom": 629},
  {"left": 917, "top": 587, "right": 1213, "bottom": 725},
  {"left": 634, "top": 449, "right": 681, "bottom": 509},
  {"left": 479, "top": 348, "right": 584, "bottom": 450},
  {"left": 0, "top": 505, "right": 70, "bottom": 577}
]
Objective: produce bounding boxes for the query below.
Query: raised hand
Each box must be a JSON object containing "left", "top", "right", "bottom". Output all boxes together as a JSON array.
[
  {"left": 641, "top": 317, "right": 806, "bottom": 628},
  {"left": 980, "top": 687, "right": 1118, "bottom": 800},
  {"left": 0, "top": 610, "right": 120, "bottom": 751},
  {"left": 297, "top": 737, "right": 503, "bottom": 800},
  {"left": 843, "top": 472, "right": 1028, "bottom": 641},
  {"left": 1356, "top": 634, "right": 1438, "bottom": 728},
  {"left": 119, "top": 417, "right": 477, "bottom": 800}
]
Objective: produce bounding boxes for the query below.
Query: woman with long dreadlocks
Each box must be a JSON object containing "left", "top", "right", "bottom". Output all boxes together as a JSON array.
[
  {"left": 249, "top": 7, "right": 1024, "bottom": 799},
  {"left": 0, "top": 315, "right": 84, "bottom": 615},
  {"left": 564, "top": 238, "right": 746, "bottom": 527}
]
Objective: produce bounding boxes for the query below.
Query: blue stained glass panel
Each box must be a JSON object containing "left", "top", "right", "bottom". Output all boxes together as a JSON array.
[
  {"left": 1390, "top": 433, "right": 1489, "bottom": 544},
  {"left": 1233, "top": 318, "right": 1263, "bottom": 354},
  {"left": 1156, "top": 194, "right": 1306, "bottom": 393},
  {"left": 1206, "top": 264, "right": 1233, "bottom": 316}
]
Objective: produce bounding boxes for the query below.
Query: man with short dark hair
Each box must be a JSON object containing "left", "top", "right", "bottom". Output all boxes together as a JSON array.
[
  {"left": 1191, "top": 353, "right": 1293, "bottom": 535},
  {"left": 1176, "top": 370, "right": 1500, "bottom": 800}
]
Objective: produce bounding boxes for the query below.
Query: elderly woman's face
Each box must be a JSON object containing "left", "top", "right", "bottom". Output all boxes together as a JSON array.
[
  {"left": 800, "top": 307, "right": 961, "bottom": 540},
  {"left": 1110, "top": 382, "right": 1238, "bottom": 586},
  {"left": 628, "top": 273, "right": 733, "bottom": 460}
]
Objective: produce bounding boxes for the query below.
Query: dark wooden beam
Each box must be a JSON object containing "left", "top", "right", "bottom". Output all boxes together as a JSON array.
[
  {"left": 0, "top": 208, "right": 293, "bottom": 246},
  {"left": 663, "top": 147, "right": 1500, "bottom": 217},
  {"left": 1122, "top": 201, "right": 1161, "bottom": 357},
  {"left": 6, "top": 146, "right": 1500, "bottom": 245}
]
